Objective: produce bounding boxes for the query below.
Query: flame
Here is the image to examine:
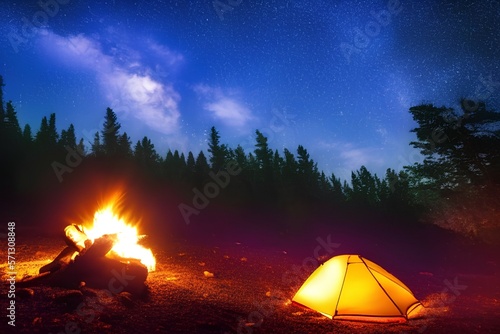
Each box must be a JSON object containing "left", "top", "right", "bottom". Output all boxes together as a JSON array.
[{"left": 83, "top": 202, "right": 156, "bottom": 272}]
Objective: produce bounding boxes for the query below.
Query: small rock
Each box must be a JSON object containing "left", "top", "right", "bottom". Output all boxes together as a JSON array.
[
  {"left": 203, "top": 271, "right": 214, "bottom": 278},
  {"left": 118, "top": 292, "right": 134, "bottom": 307},
  {"left": 53, "top": 290, "right": 83, "bottom": 301},
  {"left": 53, "top": 290, "right": 84, "bottom": 309},
  {"left": 17, "top": 288, "right": 35, "bottom": 299},
  {"left": 81, "top": 286, "right": 98, "bottom": 297}
]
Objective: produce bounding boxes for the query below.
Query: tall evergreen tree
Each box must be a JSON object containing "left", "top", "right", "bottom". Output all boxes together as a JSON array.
[
  {"left": 186, "top": 151, "right": 196, "bottom": 173},
  {"left": 207, "top": 126, "right": 228, "bottom": 171},
  {"left": 254, "top": 130, "right": 273, "bottom": 169},
  {"left": 22, "top": 124, "right": 33, "bottom": 145},
  {"left": 101, "top": 107, "right": 121, "bottom": 156},
  {"left": 233, "top": 145, "right": 248, "bottom": 170},
  {"left": 118, "top": 132, "right": 133, "bottom": 157},
  {"left": 59, "top": 124, "right": 77, "bottom": 149},
  {"left": 35, "top": 114, "right": 58, "bottom": 150},
  {"left": 296, "top": 145, "right": 320, "bottom": 197},
  {"left": 76, "top": 138, "right": 86, "bottom": 157},
  {"left": 330, "top": 172, "right": 345, "bottom": 204},
  {"left": 254, "top": 130, "right": 274, "bottom": 196},
  {"left": 134, "top": 136, "right": 160, "bottom": 168},
  {"left": 282, "top": 148, "right": 297, "bottom": 180},
  {"left": 48, "top": 113, "right": 58, "bottom": 145},
  {"left": 0, "top": 76, "right": 5, "bottom": 123},
  {"left": 350, "top": 166, "right": 378, "bottom": 207},
  {"left": 193, "top": 150, "right": 210, "bottom": 186},
  {"left": 91, "top": 131, "right": 103, "bottom": 156},
  {"left": 407, "top": 100, "right": 500, "bottom": 235},
  {"left": 407, "top": 100, "right": 500, "bottom": 191},
  {"left": 4, "top": 101, "right": 22, "bottom": 140}
]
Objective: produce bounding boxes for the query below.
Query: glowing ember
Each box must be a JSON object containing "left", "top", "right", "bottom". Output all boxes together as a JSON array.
[{"left": 83, "top": 205, "right": 156, "bottom": 272}]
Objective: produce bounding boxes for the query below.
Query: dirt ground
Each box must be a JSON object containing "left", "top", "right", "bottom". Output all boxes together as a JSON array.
[{"left": 1, "top": 218, "right": 500, "bottom": 334}]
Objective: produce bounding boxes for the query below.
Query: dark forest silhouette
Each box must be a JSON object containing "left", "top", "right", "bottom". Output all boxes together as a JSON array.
[{"left": 1, "top": 75, "right": 499, "bottom": 241}]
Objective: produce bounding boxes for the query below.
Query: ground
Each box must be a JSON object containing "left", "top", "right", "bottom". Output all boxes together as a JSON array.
[{"left": 1, "top": 214, "right": 500, "bottom": 334}]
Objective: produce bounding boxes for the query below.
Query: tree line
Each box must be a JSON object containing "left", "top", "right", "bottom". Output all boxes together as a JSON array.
[{"left": 1, "top": 75, "right": 499, "bottom": 238}]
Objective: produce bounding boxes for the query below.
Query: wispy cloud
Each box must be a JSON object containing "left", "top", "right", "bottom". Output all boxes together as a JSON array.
[
  {"left": 319, "top": 140, "right": 385, "bottom": 173},
  {"left": 193, "top": 84, "right": 255, "bottom": 128},
  {"left": 38, "top": 30, "right": 183, "bottom": 135},
  {"left": 147, "top": 40, "right": 184, "bottom": 67}
]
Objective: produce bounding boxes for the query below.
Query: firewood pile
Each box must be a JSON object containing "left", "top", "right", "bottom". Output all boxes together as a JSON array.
[{"left": 18, "top": 225, "right": 148, "bottom": 295}]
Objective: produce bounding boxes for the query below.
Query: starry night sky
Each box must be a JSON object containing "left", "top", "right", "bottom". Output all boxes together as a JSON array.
[{"left": 1, "top": 0, "right": 499, "bottom": 180}]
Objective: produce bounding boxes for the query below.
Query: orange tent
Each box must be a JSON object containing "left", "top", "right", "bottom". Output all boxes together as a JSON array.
[{"left": 292, "top": 254, "right": 423, "bottom": 322}]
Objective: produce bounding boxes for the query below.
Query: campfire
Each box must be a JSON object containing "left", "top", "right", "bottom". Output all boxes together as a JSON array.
[
  {"left": 19, "top": 195, "right": 156, "bottom": 294},
  {"left": 77, "top": 203, "right": 156, "bottom": 272}
]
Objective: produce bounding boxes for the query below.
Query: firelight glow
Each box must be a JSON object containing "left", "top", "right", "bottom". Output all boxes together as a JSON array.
[{"left": 84, "top": 205, "right": 156, "bottom": 272}]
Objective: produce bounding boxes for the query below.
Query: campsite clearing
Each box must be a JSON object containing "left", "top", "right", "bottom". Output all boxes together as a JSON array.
[{"left": 2, "top": 220, "right": 500, "bottom": 334}]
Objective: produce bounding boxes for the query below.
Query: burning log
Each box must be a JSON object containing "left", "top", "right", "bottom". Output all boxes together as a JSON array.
[
  {"left": 39, "top": 225, "right": 87, "bottom": 274},
  {"left": 19, "top": 227, "right": 149, "bottom": 295},
  {"left": 64, "top": 224, "right": 92, "bottom": 252}
]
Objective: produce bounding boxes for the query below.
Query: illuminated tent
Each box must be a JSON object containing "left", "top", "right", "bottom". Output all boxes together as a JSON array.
[{"left": 292, "top": 254, "right": 423, "bottom": 322}]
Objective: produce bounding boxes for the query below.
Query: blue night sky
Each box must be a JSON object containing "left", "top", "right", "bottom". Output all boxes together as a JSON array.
[{"left": 1, "top": 0, "right": 499, "bottom": 180}]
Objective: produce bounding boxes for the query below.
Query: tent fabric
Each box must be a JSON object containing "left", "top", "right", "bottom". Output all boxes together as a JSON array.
[{"left": 292, "top": 254, "right": 423, "bottom": 322}]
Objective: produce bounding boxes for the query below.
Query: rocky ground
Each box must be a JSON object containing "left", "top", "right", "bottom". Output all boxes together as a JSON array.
[{"left": 1, "top": 215, "right": 500, "bottom": 334}]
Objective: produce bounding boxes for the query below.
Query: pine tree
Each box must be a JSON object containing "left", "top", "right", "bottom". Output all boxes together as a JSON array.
[
  {"left": 4, "top": 101, "right": 22, "bottom": 140},
  {"left": 101, "top": 107, "right": 121, "bottom": 156},
  {"left": 91, "top": 131, "right": 103, "bottom": 156},
  {"left": 134, "top": 136, "right": 160, "bottom": 167},
  {"left": 48, "top": 113, "right": 58, "bottom": 145},
  {"left": 254, "top": 130, "right": 273, "bottom": 170},
  {"left": 350, "top": 166, "right": 378, "bottom": 207},
  {"left": 35, "top": 114, "right": 58, "bottom": 150},
  {"left": 407, "top": 100, "right": 500, "bottom": 190},
  {"left": 207, "top": 126, "right": 228, "bottom": 171},
  {"left": 296, "top": 145, "right": 320, "bottom": 197},
  {"left": 118, "top": 132, "right": 133, "bottom": 157},
  {"left": 233, "top": 145, "right": 248, "bottom": 169},
  {"left": 0, "top": 76, "right": 5, "bottom": 122},
  {"left": 76, "top": 138, "right": 86, "bottom": 156},
  {"left": 330, "top": 172, "right": 345, "bottom": 204},
  {"left": 186, "top": 151, "right": 196, "bottom": 174},
  {"left": 22, "top": 124, "right": 33, "bottom": 145},
  {"left": 193, "top": 150, "right": 210, "bottom": 187},
  {"left": 59, "top": 124, "right": 77, "bottom": 149},
  {"left": 406, "top": 100, "right": 500, "bottom": 234}
]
